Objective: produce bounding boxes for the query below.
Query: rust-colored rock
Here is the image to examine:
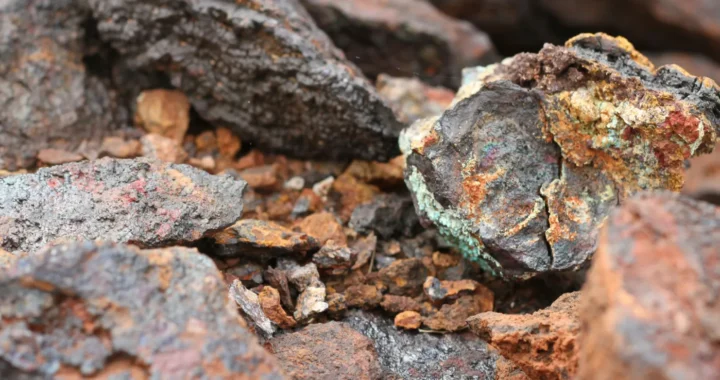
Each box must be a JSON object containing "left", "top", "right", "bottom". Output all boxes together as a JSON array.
[
  {"left": 140, "top": 133, "right": 188, "bottom": 163},
  {"left": 230, "top": 280, "right": 275, "bottom": 337},
  {"left": 343, "top": 156, "right": 406, "bottom": 190},
  {"left": 134, "top": 89, "right": 190, "bottom": 144},
  {"left": 301, "top": 0, "right": 496, "bottom": 88},
  {"left": 351, "top": 232, "right": 378, "bottom": 270},
  {"left": 259, "top": 286, "right": 297, "bottom": 330},
  {"left": 0, "top": 241, "right": 282, "bottom": 379},
  {"left": 380, "top": 294, "right": 422, "bottom": 314},
  {"left": 264, "top": 267, "right": 295, "bottom": 313},
  {"left": 295, "top": 211, "right": 347, "bottom": 246},
  {"left": 424, "top": 292, "right": 494, "bottom": 332},
  {"left": 312, "top": 241, "right": 354, "bottom": 275},
  {"left": 216, "top": 127, "right": 241, "bottom": 159},
  {"left": 469, "top": 291, "right": 580, "bottom": 380},
  {"left": 332, "top": 172, "right": 380, "bottom": 222},
  {"left": 212, "top": 219, "right": 319, "bottom": 259},
  {"left": 378, "top": 258, "right": 428, "bottom": 296},
  {"left": 394, "top": 311, "right": 422, "bottom": 330},
  {"left": 579, "top": 192, "right": 720, "bottom": 380},
  {"left": 271, "top": 321, "right": 383, "bottom": 380},
  {"left": 344, "top": 284, "right": 384, "bottom": 310},
  {"left": 423, "top": 276, "right": 491, "bottom": 303},
  {"left": 100, "top": 137, "right": 141, "bottom": 159},
  {"left": 36, "top": 149, "right": 85, "bottom": 166},
  {"left": 240, "top": 165, "right": 280, "bottom": 192},
  {"left": 403, "top": 33, "right": 720, "bottom": 278},
  {"left": 0, "top": 157, "right": 246, "bottom": 253},
  {"left": 377, "top": 75, "right": 455, "bottom": 124}
]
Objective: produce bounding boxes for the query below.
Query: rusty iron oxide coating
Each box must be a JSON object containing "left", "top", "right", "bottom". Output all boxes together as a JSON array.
[
  {"left": 0, "top": 0, "right": 126, "bottom": 170},
  {"left": 212, "top": 219, "right": 320, "bottom": 259},
  {"left": 579, "top": 192, "right": 720, "bottom": 380},
  {"left": 0, "top": 241, "right": 283, "bottom": 379},
  {"left": 88, "top": 0, "right": 403, "bottom": 161},
  {"left": 300, "top": 0, "right": 497, "bottom": 88},
  {"left": 0, "top": 157, "right": 246, "bottom": 254},
  {"left": 402, "top": 33, "right": 720, "bottom": 277}
]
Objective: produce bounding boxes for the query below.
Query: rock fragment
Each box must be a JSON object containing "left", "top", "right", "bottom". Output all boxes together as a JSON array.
[
  {"left": 349, "top": 193, "right": 417, "bottom": 238},
  {"left": 403, "top": 33, "right": 720, "bottom": 277},
  {"left": 376, "top": 75, "right": 455, "bottom": 124},
  {"left": 134, "top": 89, "right": 190, "bottom": 144},
  {"left": 89, "top": 0, "right": 403, "bottom": 161},
  {"left": 271, "top": 321, "right": 383, "bottom": 380},
  {"left": 423, "top": 293, "right": 494, "bottom": 332},
  {"left": 294, "top": 279, "right": 329, "bottom": 323},
  {"left": 301, "top": 0, "right": 497, "bottom": 87},
  {"left": 312, "top": 241, "right": 354, "bottom": 275},
  {"left": 423, "top": 277, "right": 490, "bottom": 303},
  {"left": 212, "top": 219, "right": 319, "bottom": 259},
  {"left": 377, "top": 258, "right": 428, "bottom": 296},
  {"left": 239, "top": 165, "right": 281, "bottom": 191},
  {"left": 230, "top": 280, "right": 275, "bottom": 337},
  {"left": 394, "top": 311, "right": 422, "bottom": 330},
  {"left": 36, "top": 149, "right": 85, "bottom": 166},
  {"left": 579, "top": 192, "right": 720, "bottom": 380},
  {"left": 140, "top": 133, "right": 188, "bottom": 163},
  {"left": 380, "top": 294, "right": 422, "bottom": 314},
  {"left": 295, "top": 212, "right": 347, "bottom": 246},
  {"left": 283, "top": 261, "right": 321, "bottom": 293},
  {"left": 344, "top": 285, "right": 384, "bottom": 310},
  {"left": 0, "top": 241, "right": 282, "bottom": 379},
  {"left": 0, "top": 157, "right": 246, "bottom": 253},
  {"left": 100, "top": 137, "right": 141, "bottom": 158},
  {"left": 351, "top": 232, "right": 378, "bottom": 270},
  {"left": 259, "top": 286, "right": 297, "bottom": 330},
  {"left": 264, "top": 267, "right": 295, "bottom": 312},
  {"left": 469, "top": 292, "right": 581, "bottom": 380}
]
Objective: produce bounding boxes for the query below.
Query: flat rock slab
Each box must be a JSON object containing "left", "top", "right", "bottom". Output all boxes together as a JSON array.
[
  {"left": 0, "top": 241, "right": 282, "bottom": 379},
  {"left": 301, "top": 0, "right": 497, "bottom": 88},
  {"left": 0, "top": 157, "right": 246, "bottom": 253},
  {"left": 212, "top": 219, "right": 319, "bottom": 259},
  {"left": 402, "top": 33, "right": 720, "bottom": 277},
  {"left": 88, "top": 0, "right": 403, "bottom": 161},
  {"left": 469, "top": 292, "right": 581, "bottom": 380},
  {"left": 579, "top": 192, "right": 720, "bottom": 380}
]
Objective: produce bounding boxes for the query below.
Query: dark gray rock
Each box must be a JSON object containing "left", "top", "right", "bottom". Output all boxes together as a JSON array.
[{"left": 350, "top": 193, "right": 418, "bottom": 238}]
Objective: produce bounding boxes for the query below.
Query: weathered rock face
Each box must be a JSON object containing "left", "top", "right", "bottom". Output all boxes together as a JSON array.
[
  {"left": 300, "top": 0, "right": 497, "bottom": 88},
  {"left": 376, "top": 75, "right": 456, "bottom": 124},
  {"left": 212, "top": 219, "right": 320, "bottom": 259},
  {"left": 88, "top": 0, "right": 403, "bottom": 161},
  {"left": 0, "top": 241, "right": 283, "bottom": 379},
  {"left": 270, "top": 321, "right": 383, "bottom": 380},
  {"left": 0, "top": 157, "right": 246, "bottom": 253},
  {"left": 579, "top": 192, "right": 720, "bottom": 380},
  {"left": 402, "top": 33, "right": 720, "bottom": 277},
  {"left": 0, "top": 0, "right": 126, "bottom": 170},
  {"left": 469, "top": 292, "right": 581, "bottom": 380}
]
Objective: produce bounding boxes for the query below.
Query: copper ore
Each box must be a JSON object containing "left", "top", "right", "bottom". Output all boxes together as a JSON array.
[{"left": 402, "top": 33, "right": 720, "bottom": 277}]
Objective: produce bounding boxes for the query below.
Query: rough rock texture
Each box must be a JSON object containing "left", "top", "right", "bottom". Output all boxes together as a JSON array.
[
  {"left": 301, "top": 0, "right": 497, "bottom": 88},
  {"left": 229, "top": 280, "right": 275, "bottom": 337},
  {"left": 579, "top": 192, "right": 720, "bottom": 380},
  {"left": 88, "top": 0, "right": 403, "bottom": 161},
  {"left": 259, "top": 286, "right": 297, "bottom": 329},
  {"left": 376, "top": 75, "right": 455, "bottom": 124},
  {"left": 402, "top": 33, "right": 720, "bottom": 277},
  {"left": 344, "top": 310, "right": 529, "bottom": 379},
  {"left": 295, "top": 211, "right": 347, "bottom": 246},
  {"left": 423, "top": 292, "right": 494, "bottom": 332},
  {"left": 469, "top": 292, "right": 581, "bottom": 380},
  {"left": 270, "top": 321, "right": 383, "bottom": 380},
  {"left": 0, "top": 0, "right": 126, "bottom": 170},
  {"left": 377, "top": 258, "right": 428, "bottom": 296},
  {"left": 394, "top": 311, "right": 421, "bottom": 330},
  {"left": 0, "top": 157, "right": 246, "bottom": 253},
  {"left": 134, "top": 89, "right": 190, "bottom": 144},
  {"left": 212, "top": 219, "right": 319, "bottom": 259},
  {"left": 0, "top": 241, "right": 282, "bottom": 379},
  {"left": 349, "top": 193, "right": 417, "bottom": 238}
]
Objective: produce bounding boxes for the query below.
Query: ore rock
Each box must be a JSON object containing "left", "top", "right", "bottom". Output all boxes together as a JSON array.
[
  {"left": 0, "top": 0, "right": 126, "bottom": 170},
  {"left": 349, "top": 193, "right": 418, "bottom": 239},
  {"left": 134, "top": 89, "right": 191, "bottom": 144},
  {"left": 402, "top": 33, "right": 720, "bottom": 278},
  {"left": 301, "top": 0, "right": 497, "bottom": 88},
  {"left": 469, "top": 292, "right": 581, "bottom": 380},
  {"left": 344, "top": 284, "right": 384, "bottom": 310},
  {"left": 0, "top": 157, "right": 246, "bottom": 254},
  {"left": 579, "top": 192, "right": 720, "bottom": 380},
  {"left": 293, "top": 278, "right": 329, "bottom": 323},
  {"left": 377, "top": 258, "right": 428, "bottom": 296},
  {"left": 394, "top": 311, "right": 422, "bottom": 330},
  {"left": 212, "top": 219, "right": 320, "bottom": 259},
  {"left": 88, "top": 0, "right": 403, "bottom": 161},
  {"left": 312, "top": 241, "right": 354, "bottom": 275},
  {"left": 0, "top": 241, "right": 282, "bottom": 379},
  {"left": 140, "top": 133, "right": 189, "bottom": 163},
  {"left": 376, "top": 75, "right": 456, "bottom": 124},
  {"left": 230, "top": 280, "right": 275, "bottom": 338},
  {"left": 259, "top": 286, "right": 297, "bottom": 329},
  {"left": 422, "top": 292, "right": 494, "bottom": 332}
]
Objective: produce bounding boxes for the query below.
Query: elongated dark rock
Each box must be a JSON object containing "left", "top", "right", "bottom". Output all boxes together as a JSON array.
[
  {"left": 402, "top": 33, "right": 720, "bottom": 277},
  {"left": 0, "top": 157, "right": 246, "bottom": 253},
  {"left": 88, "top": 0, "right": 403, "bottom": 161},
  {"left": 0, "top": 241, "right": 283, "bottom": 379}
]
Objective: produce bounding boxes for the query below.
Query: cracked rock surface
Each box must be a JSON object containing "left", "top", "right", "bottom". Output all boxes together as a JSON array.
[
  {"left": 402, "top": 33, "right": 720, "bottom": 277},
  {"left": 0, "top": 241, "right": 282, "bottom": 379},
  {"left": 0, "top": 157, "right": 246, "bottom": 253}
]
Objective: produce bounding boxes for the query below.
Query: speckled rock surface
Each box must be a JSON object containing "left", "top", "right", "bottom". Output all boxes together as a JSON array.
[
  {"left": 402, "top": 33, "right": 720, "bottom": 277},
  {"left": 0, "top": 241, "right": 283, "bottom": 379},
  {"left": 0, "top": 157, "right": 246, "bottom": 253}
]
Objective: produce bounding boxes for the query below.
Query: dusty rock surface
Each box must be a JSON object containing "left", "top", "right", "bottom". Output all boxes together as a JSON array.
[
  {"left": 0, "top": 157, "right": 246, "bottom": 253},
  {"left": 579, "top": 192, "right": 720, "bottom": 380},
  {"left": 0, "top": 241, "right": 282, "bottom": 379},
  {"left": 212, "top": 219, "right": 319, "bottom": 259}
]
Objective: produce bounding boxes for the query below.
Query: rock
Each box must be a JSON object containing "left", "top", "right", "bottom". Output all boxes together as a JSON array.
[
  {"left": 264, "top": 267, "right": 295, "bottom": 312},
  {"left": 423, "top": 292, "right": 494, "bottom": 332},
  {"left": 332, "top": 172, "right": 380, "bottom": 221},
  {"left": 0, "top": 157, "right": 246, "bottom": 253},
  {"left": 351, "top": 232, "right": 378, "bottom": 270},
  {"left": 0, "top": 249, "right": 18, "bottom": 269},
  {"left": 134, "top": 89, "right": 190, "bottom": 143},
  {"left": 377, "top": 258, "right": 428, "bottom": 296},
  {"left": 239, "top": 165, "right": 280, "bottom": 191},
  {"left": 342, "top": 156, "right": 406, "bottom": 189},
  {"left": 380, "top": 294, "right": 422, "bottom": 314},
  {"left": 283, "top": 261, "right": 321, "bottom": 293},
  {"left": 344, "top": 285, "right": 384, "bottom": 310},
  {"left": 259, "top": 286, "right": 296, "bottom": 330},
  {"left": 0, "top": 241, "right": 282, "bottom": 379},
  {"left": 301, "top": 0, "right": 497, "bottom": 88},
  {"left": 344, "top": 310, "right": 529, "bottom": 379},
  {"left": 188, "top": 155, "right": 216, "bottom": 172},
  {"left": 225, "top": 262, "right": 264, "bottom": 286},
  {"left": 402, "top": 33, "right": 720, "bottom": 278},
  {"left": 295, "top": 212, "right": 347, "bottom": 246},
  {"left": 311, "top": 176, "right": 335, "bottom": 199},
  {"left": 212, "top": 219, "right": 320, "bottom": 259},
  {"left": 579, "top": 192, "right": 720, "bottom": 380},
  {"left": 216, "top": 127, "right": 241, "bottom": 159},
  {"left": 89, "top": 0, "right": 402, "bottom": 161},
  {"left": 683, "top": 140, "right": 720, "bottom": 204},
  {"left": 0, "top": 0, "right": 125, "bottom": 170},
  {"left": 469, "top": 292, "right": 581, "bottom": 380},
  {"left": 140, "top": 133, "right": 188, "bottom": 163},
  {"left": 312, "top": 241, "right": 354, "bottom": 275},
  {"left": 229, "top": 280, "right": 275, "bottom": 337},
  {"left": 270, "top": 321, "right": 383, "bottom": 380},
  {"left": 284, "top": 176, "right": 306, "bottom": 191},
  {"left": 423, "top": 277, "right": 491, "bottom": 303},
  {"left": 376, "top": 75, "right": 455, "bottom": 124},
  {"left": 100, "top": 137, "right": 141, "bottom": 158},
  {"left": 294, "top": 278, "right": 329, "bottom": 323},
  {"left": 395, "top": 311, "right": 422, "bottom": 330},
  {"left": 36, "top": 149, "right": 85, "bottom": 166},
  {"left": 349, "top": 193, "right": 417, "bottom": 238},
  {"left": 648, "top": 52, "right": 720, "bottom": 83}
]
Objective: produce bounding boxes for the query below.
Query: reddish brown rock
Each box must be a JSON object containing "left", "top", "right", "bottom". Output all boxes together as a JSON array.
[
  {"left": 295, "top": 212, "right": 347, "bottom": 246},
  {"left": 312, "top": 241, "right": 354, "bottom": 275},
  {"left": 240, "top": 165, "right": 280, "bottom": 191},
  {"left": 579, "top": 192, "right": 720, "bottom": 380},
  {"left": 344, "top": 284, "right": 384, "bottom": 310},
  {"left": 230, "top": 280, "right": 275, "bottom": 337},
  {"left": 271, "top": 321, "right": 383, "bottom": 380},
  {"left": 351, "top": 232, "right": 378, "bottom": 270},
  {"left": 0, "top": 157, "right": 246, "bottom": 253},
  {"left": 377, "top": 75, "right": 455, "bottom": 124},
  {"left": 36, "top": 149, "right": 85, "bottom": 166},
  {"left": 259, "top": 286, "right": 297, "bottom": 330},
  {"left": 140, "top": 133, "right": 188, "bottom": 163},
  {"left": 332, "top": 172, "right": 380, "bottom": 222},
  {"left": 134, "top": 89, "right": 190, "bottom": 144},
  {"left": 343, "top": 156, "right": 406, "bottom": 190},
  {"left": 0, "top": 241, "right": 282, "bottom": 379},
  {"left": 469, "top": 292, "right": 580, "bottom": 380},
  {"left": 395, "top": 311, "right": 422, "bottom": 330},
  {"left": 212, "top": 219, "right": 320, "bottom": 259},
  {"left": 100, "top": 137, "right": 141, "bottom": 159},
  {"left": 380, "top": 294, "right": 422, "bottom": 314},
  {"left": 216, "top": 127, "right": 241, "bottom": 159},
  {"left": 424, "top": 292, "right": 494, "bottom": 332},
  {"left": 423, "top": 276, "right": 491, "bottom": 303},
  {"left": 378, "top": 258, "right": 428, "bottom": 296}
]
